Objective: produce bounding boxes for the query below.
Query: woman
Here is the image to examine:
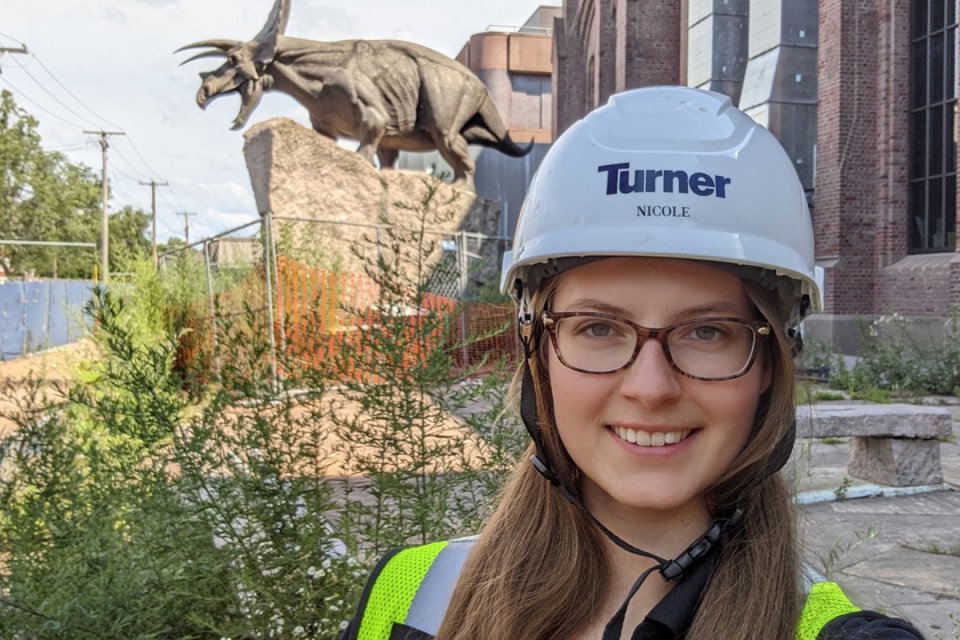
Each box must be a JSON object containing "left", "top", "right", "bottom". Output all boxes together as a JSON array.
[{"left": 340, "top": 87, "right": 926, "bottom": 640}]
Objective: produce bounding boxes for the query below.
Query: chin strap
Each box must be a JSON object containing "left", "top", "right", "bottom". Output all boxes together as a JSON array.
[{"left": 519, "top": 358, "right": 744, "bottom": 640}]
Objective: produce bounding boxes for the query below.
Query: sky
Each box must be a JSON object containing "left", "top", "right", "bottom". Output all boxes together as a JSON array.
[{"left": 1, "top": 0, "right": 557, "bottom": 244}]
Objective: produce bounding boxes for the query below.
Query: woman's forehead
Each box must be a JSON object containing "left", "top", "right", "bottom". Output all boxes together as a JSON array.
[{"left": 555, "top": 256, "right": 743, "bottom": 289}]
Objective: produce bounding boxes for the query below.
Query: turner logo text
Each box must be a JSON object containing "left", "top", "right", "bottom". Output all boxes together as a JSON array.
[{"left": 598, "top": 163, "right": 731, "bottom": 198}]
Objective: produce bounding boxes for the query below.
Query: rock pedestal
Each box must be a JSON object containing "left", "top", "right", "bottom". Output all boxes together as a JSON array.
[{"left": 242, "top": 118, "right": 503, "bottom": 293}]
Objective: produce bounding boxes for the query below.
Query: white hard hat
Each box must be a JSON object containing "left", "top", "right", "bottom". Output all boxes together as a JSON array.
[{"left": 501, "top": 86, "right": 823, "bottom": 323}]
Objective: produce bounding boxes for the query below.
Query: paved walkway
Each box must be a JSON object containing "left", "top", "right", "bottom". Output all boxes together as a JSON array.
[{"left": 792, "top": 403, "right": 960, "bottom": 639}]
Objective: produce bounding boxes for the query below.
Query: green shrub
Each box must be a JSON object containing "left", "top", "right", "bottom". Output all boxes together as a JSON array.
[{"left": 829, "top": 311, "right": 960, "bottom": 397}]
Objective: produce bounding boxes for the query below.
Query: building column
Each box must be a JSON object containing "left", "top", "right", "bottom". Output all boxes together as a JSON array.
[{"left": 814, "top": 0, "right": 881, "bottom": 322}]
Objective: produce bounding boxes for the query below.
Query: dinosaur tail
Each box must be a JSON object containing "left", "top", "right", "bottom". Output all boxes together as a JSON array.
[{"left": 463, "top": 95, "right": 535, "bottom": 157}]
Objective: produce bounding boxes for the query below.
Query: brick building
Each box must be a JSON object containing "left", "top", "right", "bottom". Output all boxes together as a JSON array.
[
  {"left": 552, "top": 0, "right": 959, "bottom": 348},
  {"left": 552, "top": 0, "right": 683, "bottom": 135}
]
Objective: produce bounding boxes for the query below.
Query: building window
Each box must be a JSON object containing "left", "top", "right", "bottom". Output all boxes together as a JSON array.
[{"left": 910, "top": 0, "right": 957, "bottom": 252}]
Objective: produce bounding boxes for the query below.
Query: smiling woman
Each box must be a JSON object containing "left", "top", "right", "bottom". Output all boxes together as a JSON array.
[{"left": 338, "top": 86, "right": 928, "bottom": 640}]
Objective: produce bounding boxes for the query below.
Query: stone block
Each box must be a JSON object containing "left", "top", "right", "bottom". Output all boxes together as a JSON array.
[
  {"left": 848, "top": 437, "right": 944, "bottom": 486},
  {"left": 795, "top": 404, "right": 952, "bottom": 439},
  {"left": 242, "top": 117, "right": 504, "bottom": 291}
]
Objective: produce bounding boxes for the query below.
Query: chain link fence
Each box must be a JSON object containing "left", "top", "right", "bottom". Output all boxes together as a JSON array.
[{"left": 158, "top": 215, "right": 518, "bottom": 386}]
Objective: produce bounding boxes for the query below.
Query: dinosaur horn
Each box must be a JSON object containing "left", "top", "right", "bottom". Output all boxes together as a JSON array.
[
  {"left": 252, "top": 0, "right": 289, "bottom": 64},
  {"left": 175, "top": 40, "right": 241, "bottom": 54},
  {"left": 254, "top": 0, "right": 291, "bottom": 43},
  {"left": 178, "top": 50, "right": 230, "bottom": 66}
]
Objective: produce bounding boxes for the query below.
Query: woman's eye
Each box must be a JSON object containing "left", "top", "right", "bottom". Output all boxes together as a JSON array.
[
  {"left": 574, "top": 321, "right": 621, "bottom": 338},
  {"left": 691, "top": 324, "right": 724, "bottom": 341},
  {"left": 585, "top": 322, "right": 615, "bottom": 337}
]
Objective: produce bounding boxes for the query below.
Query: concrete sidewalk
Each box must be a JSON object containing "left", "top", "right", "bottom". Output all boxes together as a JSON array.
[{"left": 792, "top": 404, "right": 960, "bottom": 639}]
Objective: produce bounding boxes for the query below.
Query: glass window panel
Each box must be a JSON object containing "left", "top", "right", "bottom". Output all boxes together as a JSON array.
[
  {"left": 910, "top": 181, "right": 927, "bottom": 249},
  {"left": 951, "top": 0, "right": 957, "bottom": 26},
  {"left": 948, "top": 106, "right": 957, "bottom": 173},
  {"left": 931, "top": 105, "right": 944, "bottom": 174},
  {"left": 930, "top": 175, "right": 943, "bottom": 222},
  {"left": 931, "top": 32, "right": 945, "bottom": 102},
  {"left": 912, "top": 110, "right": 927, "bottom": 178},
  {"left": 914, "top": 0, "right": 929, "bottom": 39},
  {"left": 948, "top": 28, "right": 956, "bottom": 99},
  {"left": 946, "top": 176, "right": 957, "bottom": 249},
  {"left": 929, "top": 177, "right": 944, "bottom": 248},
  {"left": 933, "top": 0, "right": 945, "bottom": 30},
  {"left": 912, "top": 40, "right": 929, "bottom": 107}
]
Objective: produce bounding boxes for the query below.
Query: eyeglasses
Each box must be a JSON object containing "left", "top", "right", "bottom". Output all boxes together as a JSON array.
[{"left": 541, "top": 310, "right": 771, "bottom": 381}]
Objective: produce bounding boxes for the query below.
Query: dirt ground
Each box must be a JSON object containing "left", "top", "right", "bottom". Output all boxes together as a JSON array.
[
  {"left": 0, "top": 341, "right": 491, "bottom": 477},
  {"left": 0, "top": 341, "right": 98, "bottom": 438}
]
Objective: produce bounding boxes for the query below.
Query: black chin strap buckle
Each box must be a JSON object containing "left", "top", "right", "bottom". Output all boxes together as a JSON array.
[
  {"left": 659, "top": 508, "right": 744, "bottom": 581},
  {"left": 659, "top": 522, "right": 721, "bottom": 580}
]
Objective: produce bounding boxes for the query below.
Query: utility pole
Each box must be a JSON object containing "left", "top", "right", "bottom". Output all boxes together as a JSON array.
[
  {"left": 0, "top": 44, "right": 28, "bottom": 73},
  {"left": 140, "top": 179, "right": 168, "bottom": 268},
  {"left": 179, "top": 211, "right": 197, "bottom": 246},
  {"left": 84, "top": 129, "right": 125, "bottom": 282}
]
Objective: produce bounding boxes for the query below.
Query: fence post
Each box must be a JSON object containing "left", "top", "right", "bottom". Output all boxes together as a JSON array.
[
  {"left": 203, "top": 240, "right": 222, "bottom": 383},
  {"left": 270, "top": 215, "right": 287, "bottom": 363},
  {"left": 262, "top": 212, "right": 279, "bottom": 390},
  {"left": 457, "top": 231, "right": 470, "bottom": 368},
  {"left": 18, "top": 281, "right": 28, "bottom": 357}
]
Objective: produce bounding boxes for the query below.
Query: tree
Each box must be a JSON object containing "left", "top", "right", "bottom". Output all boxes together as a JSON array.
[
  {"left": 109, "top": 205, "right": 151, "bottom": 272},
  {"left": 0, "top": 90, "right": 150, "bottom": 279}
]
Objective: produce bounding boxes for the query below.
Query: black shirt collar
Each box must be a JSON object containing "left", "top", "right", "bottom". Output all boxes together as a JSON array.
[{"left": 630, "top": 546, "right": 721, "bottom": 640}]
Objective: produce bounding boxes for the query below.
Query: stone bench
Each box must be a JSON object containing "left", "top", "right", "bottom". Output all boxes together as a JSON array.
[{"left": 795, "top": 403, "right": 953, "bottom": 486}]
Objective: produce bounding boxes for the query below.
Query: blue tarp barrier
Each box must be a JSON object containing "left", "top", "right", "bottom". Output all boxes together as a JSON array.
[{"left": 0, "top": 280, "right": 95, "bottom": 360}]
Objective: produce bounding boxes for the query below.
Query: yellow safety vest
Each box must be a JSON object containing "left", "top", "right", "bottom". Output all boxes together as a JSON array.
[{"left": 355, "top": 539, "right": 860, "bottom": 640}]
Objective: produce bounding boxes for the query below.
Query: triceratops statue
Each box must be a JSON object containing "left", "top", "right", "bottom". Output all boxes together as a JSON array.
[{"left": 179, "top": 0, "right": 532, "bottom": 184}]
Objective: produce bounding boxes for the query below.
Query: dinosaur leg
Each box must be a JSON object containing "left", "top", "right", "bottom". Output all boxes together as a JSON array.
[
  {"left": 355, "top": 107, "right": 387, "bottom": 167},
  {"left": 436, "top": 133, "right": 475, "bottom": 188},
  {"left": 377, "top": 148, "right": 399, "bottom": 170}
]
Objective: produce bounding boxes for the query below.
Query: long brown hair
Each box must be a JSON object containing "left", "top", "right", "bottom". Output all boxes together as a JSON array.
[{"left": 435, "top": 275, "right": 801, "bottom": 640}]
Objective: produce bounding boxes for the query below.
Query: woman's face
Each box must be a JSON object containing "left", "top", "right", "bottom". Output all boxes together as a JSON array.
[{"left": 546, "top": 257, "right": 769, "bottom": 526}]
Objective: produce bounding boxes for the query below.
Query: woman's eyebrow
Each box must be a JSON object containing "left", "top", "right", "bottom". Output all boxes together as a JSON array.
[
  {"left": 554, "top": 298, "right": 629, "bottom": 315},
  {"left": 556, "top": 298, "right": 750, "bottom": 317},
  {"left": 680, "top": 301, "right": 751, "bottom": 316}
]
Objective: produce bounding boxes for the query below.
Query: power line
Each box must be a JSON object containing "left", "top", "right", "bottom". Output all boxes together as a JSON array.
[
  {"left": 8, "top": 55, "right": 104, "bottom": 129},
  {"left": 47, "top": 143, "right": 93, "bottom": 153},
  {"left": 0, "top": 76, "right": 86, "bottom": 129},
  {"left": 122, "top": 137, "right": 165, "bottom": 179},
  {"left": 26, "top": 51, "right": 121, "bottom": 130},
  {"left": 0, "top": 43, "right": 28, "bottom": 73},
  {"left": 110, "top": 144, "right": 148, "bottom": 181},
  {"left": 1, "top": 40, "right": 199, "bottom": 240},
  {"left": 164, "top": 186, "right": 191, "bottom": 213}
]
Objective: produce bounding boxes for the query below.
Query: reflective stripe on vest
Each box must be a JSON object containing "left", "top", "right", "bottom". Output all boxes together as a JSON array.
[
  {"left": 358, "top": 538, "right": 859, "bottom": 640},
  {"left": 358, "top": 537, "right": 476, "bottom": 640}
]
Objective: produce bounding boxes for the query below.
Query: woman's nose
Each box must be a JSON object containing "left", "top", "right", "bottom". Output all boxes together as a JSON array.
[{"left": 617, "top": 338, "right": 683, "bottom": 407}]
